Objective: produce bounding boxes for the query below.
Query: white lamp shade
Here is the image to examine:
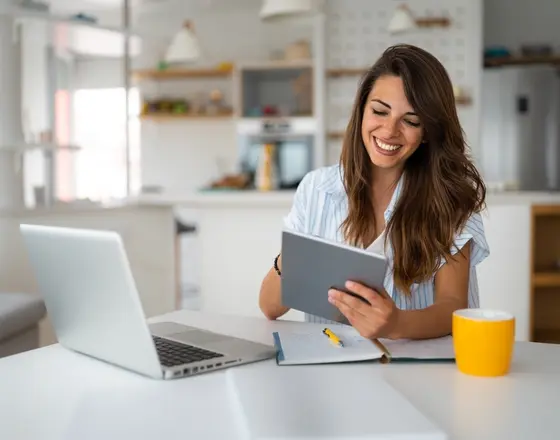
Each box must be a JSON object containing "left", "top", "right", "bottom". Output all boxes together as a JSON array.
[
  {"left": 388, "top": 5, "right": 416, "bottom": 34},
  {"left": 260, "top": 0, "right": 316, "bottom": 20},
  {"left": 165, "top": 21, "right": 200, "bottom": 64}
]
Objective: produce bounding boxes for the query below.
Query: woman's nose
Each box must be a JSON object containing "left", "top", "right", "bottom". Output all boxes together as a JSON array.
[{"left": 380, "top": 118, "right": 399, "bottom": 138}]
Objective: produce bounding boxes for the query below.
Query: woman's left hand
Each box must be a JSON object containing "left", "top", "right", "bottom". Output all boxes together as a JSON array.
[{"left": 328, "top": 281, "right": 400, "bottom": 340}]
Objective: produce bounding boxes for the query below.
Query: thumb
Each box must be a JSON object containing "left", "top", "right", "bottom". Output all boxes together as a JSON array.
[{"left": 378, "top": 289, "right": 393, "bottom": 301}]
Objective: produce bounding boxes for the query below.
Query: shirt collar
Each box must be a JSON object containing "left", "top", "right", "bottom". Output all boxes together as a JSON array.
[
  {"left": 315, "top": 165, "right": 346, "bottom": 200},
  {"left": 315, "top": 165, "right": 405, "bottom": 222}
]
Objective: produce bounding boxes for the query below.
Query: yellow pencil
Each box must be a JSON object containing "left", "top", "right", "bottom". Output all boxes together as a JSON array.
[{"left": 322, "top": 327, "right": 344, "bottom": 347}]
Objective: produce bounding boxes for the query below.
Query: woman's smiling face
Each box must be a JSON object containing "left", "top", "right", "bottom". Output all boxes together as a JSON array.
[{"left": 361, "top": 75, "right": 425, "bottom": 171}]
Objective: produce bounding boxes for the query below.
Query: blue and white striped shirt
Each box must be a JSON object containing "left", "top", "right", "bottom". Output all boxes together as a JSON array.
[{"left": 283, "top": 165, "right": 490, "bottom": 324}]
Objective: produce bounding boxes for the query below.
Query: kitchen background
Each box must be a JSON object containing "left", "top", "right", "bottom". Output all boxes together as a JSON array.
[
  {"left": 11, "top": 0, "right": 560, "bottom": 204},
  {"left": 1, "top": 0, "right": 560, "bottom": 347}
]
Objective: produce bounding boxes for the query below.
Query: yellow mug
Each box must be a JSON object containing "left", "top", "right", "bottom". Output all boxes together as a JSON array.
[{"left": 452, "top": 308, "right": 515, "bottom": 377}]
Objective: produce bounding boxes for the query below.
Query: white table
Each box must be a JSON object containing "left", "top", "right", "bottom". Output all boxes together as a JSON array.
[{"left": 0, "top": 310, "right": 559, "bottom": 440}]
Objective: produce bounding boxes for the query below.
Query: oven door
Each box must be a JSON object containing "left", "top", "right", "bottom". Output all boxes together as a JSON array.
[
  {"left": 240, "top": 134, "right": 313, "bottom": 189},
  {"left": 237, "top": 118, "right": 315, "bottom": 190}
]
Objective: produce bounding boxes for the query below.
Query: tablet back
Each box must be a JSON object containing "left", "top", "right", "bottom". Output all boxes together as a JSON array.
[{"left": 281, "top": 229, "right": 387, "bottom": 323}]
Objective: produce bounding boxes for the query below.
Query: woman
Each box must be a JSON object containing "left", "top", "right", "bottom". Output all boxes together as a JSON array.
[{"left": 258, "top": 44, "right": 489, "bottom": 341}]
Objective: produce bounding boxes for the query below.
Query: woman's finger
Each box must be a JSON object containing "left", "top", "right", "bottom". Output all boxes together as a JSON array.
[
  {"left": 330, "top": 295, "right": 360, "bottom": 323},
  {"left": 328, "top": 289, "right": 369, "bottom": 315},
  {"left": 344, "top": 281, "right": 382, "bottom": 305}
]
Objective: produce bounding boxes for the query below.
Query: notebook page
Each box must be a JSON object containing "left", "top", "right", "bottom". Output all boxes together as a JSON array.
[
  {"left": 381, "top": 335, "right": 455, "bottom": 361},
  {"left": 275, "top": 326, "right": 384, "bottom": 365}
]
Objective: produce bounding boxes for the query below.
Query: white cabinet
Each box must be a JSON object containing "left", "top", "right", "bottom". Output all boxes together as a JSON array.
[{"left": 477, "top": 204, "right": 532, "bottom": 341}]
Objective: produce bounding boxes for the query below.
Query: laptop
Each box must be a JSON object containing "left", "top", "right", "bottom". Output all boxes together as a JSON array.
[{"left": 19, "top": 224, "right": 276, "bottom": 380}]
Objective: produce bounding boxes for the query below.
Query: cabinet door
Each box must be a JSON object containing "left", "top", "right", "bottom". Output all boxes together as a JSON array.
[{"left": 476, "top": 205, "right": 531, "bottom": 341}]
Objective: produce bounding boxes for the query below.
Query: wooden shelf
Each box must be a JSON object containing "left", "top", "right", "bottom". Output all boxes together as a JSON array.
[
  {"left": 533, "top": 328, "right": 560, "bottom": 344},
  {"left": 530, "top": 205, "right": 560, "bottom": 342},
  {"left": 327, "top": 131, "right": 345, "bottom": 139},
  {"left": 455, "top": 96, "right": 472, "bottom": 105},
  {"left": 533, "top": 272, "right": 560, "bottom": 288},
  {"left": 484, "top": 55, "right": 560, "bottom": 68},
  {"left": 327, "top": 68, "right": 367, "bottom": 77},
  {"left": 326, "top": 69, "right": 472, "bottom": 105},
  {"left": 532, "top": 205, "right": 560, "bottom": 217},
  {"left": 140, "top": 111, "right": 234, "bottom": 121},
  {"left": 415, "top": 17, "right": 451, "bottom": 28},
  {"left": 133, "top": 67, "right": 233, "bottom": 81},
  {"left": 239, "top": 60, "right": 313, "bottom": 71}
]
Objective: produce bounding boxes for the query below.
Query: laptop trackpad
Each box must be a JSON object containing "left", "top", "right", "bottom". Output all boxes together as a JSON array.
[
  {"left": 169, "top": 330, "right": 258, "bottom": 356},
  {"left": 170, "top": 330, "right": 227, "bottom": 346},
  {"left": 149, "top": 321, "right": 199, "bottom": 336}
]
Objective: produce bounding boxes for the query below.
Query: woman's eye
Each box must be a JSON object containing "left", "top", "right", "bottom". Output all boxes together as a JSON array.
[
  {"left": 405, "top": 120, "right": 421, "bottom": 127},
  {"left": 372, "top": 109, "right": 387, "bottom": 116}
]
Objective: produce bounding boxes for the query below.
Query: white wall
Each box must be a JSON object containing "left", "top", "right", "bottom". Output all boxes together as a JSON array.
[
  {"left": 75, "top": 58, "right": 124, "bottom": 89},
  {"left": 139, "top": 119, "right": 238, "bottom": 191}
]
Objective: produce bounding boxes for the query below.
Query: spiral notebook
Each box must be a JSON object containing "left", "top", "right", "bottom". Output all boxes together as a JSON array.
[{"left": 272, "top": 325, "right": 455, "bottom": 365}]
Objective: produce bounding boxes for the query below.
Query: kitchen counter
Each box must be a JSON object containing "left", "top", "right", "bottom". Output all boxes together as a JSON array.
[
  {"left": 0, "top": 200, "right": 175, "bottom": 217},
  {"left": 486, "top": 190, "right": 560, "bottom": 205},
  {"left": 131, "top": 190, "right": 296, "bottom": 208},
  {"left": 133, "top": 189, "right": 560, "bottom": 209},
  {"left": 5, "top": 189, "right": 560, "bottom": 216}
]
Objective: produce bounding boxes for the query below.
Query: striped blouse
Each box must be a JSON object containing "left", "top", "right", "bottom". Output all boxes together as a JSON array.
[{"left": 283, "top": 164, "right": 490, "bottom": 324}]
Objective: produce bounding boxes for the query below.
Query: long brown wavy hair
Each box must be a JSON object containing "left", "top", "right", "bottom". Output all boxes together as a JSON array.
[{"left": 340, "top": 44, "right": 486, "bottom": 294}]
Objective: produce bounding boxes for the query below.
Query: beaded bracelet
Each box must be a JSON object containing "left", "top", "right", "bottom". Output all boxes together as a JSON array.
[{"left": 273, "top": 253, "right": 282, "bottom": 276}]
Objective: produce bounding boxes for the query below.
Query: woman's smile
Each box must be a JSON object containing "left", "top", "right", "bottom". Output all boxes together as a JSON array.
[{"left": 373, "top": 137, "right": 403, "bottom": 156}]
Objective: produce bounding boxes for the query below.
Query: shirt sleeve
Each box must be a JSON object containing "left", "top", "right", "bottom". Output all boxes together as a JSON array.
[
  {"left": 439, "top": 211, "right": 490, "bottom": 268},
  {"left": 283, "top": 171, "right": 313, "bottom": 233}
]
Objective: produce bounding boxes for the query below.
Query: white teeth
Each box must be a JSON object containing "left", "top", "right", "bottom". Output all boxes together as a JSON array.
[{"left": 375, "top": 138, "right": 401, "bottom": 151}]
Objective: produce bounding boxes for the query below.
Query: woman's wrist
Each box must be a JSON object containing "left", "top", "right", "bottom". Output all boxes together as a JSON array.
[{"left": 385, "top": 308, "right": 404, "bottom": 339}]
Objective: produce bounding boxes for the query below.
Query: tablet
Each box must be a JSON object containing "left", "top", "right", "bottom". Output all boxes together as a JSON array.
[{"left": 280, "top": 229, "right": 388, "bottom": 324}]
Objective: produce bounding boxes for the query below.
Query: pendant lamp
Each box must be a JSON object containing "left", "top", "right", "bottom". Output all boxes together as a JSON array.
[
  {"left": 388, "top": 4, "right": 451, "bottom": 34},
  {"left": 260, "top": 0, "right": 317, "bottom": 21},
  {"left": 387, "top": 5, "right": 417, "bottom": 34},
  {"left": 164, "top": 20, "right": 200, "bottom": 64}
]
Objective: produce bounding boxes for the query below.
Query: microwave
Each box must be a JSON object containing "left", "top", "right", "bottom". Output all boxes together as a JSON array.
[{"left": 237, "top": 119, "right": 315, "bottom": 190}]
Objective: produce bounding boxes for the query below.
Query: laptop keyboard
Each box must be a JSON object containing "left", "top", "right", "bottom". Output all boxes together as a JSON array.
[{"left": 152, "top": 335, "right": 224, "bottom": 367}]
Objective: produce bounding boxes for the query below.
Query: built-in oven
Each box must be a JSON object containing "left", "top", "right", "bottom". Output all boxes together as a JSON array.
[{"left": 237, "top": 118, "right": 315, "bottom": 190}]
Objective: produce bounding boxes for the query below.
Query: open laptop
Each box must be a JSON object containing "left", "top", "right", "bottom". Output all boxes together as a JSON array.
[{"left": 19, "top": 224, "right": 276, "bottom": 380}]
